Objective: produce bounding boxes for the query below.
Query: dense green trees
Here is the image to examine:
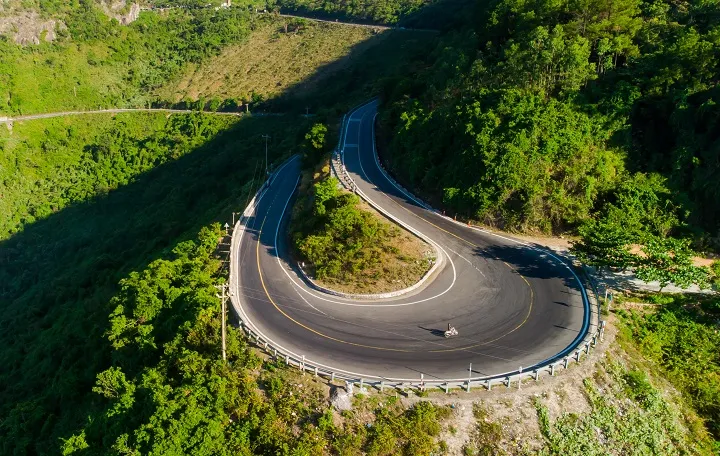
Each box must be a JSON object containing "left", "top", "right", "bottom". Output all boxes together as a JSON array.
[
  {"left": 0, "top": 113, "right": 239, "bottom": 239},
  {"left": 295, "top": 177, "right": 397, "bottom": 279},
  {"left": 302, "top": 122, "right": 328, "bottom": 165},
  {"left": 378, "top": 0, "right": 719, "bottom": 293},
  {"left": 388, "top": 89, "right": 623, "bottom": 231},
  {"left": 621, "top": 295, "right": 720, "bottom": 440},
  {"left": 45, "top": 222, "right": 449, "bottom": 454},
  {"left": 268, "top": 0, "right": 431, "bottom": 24},
  {"left": 380, "top": 0, "right": 720, "bottom": 247},
  {"left": 0, "top": 113, "right": 307, "bottom": 454},
  {"left": 377, "top": 0, "right": 719, "bottom": 443},
  {"left": 0, "top": 6, "right": 255, "bottom": 115}
]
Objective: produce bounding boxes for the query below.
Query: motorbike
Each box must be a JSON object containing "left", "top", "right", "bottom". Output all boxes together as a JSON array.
[{"left": 444, "top": 325, "right": 458, "bottom": 338}]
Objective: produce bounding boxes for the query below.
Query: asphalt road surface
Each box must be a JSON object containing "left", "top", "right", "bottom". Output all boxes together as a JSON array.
[{"left": 236, "top": 100, "right": 588, "bottom": 382}]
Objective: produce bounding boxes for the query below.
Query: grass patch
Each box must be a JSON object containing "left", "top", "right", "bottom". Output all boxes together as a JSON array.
[
  {"left": 336, "top": 396, "right": 451, "bottom": 455},
  {"left": 292, "top": 175, "right": 434, "bottom": 294},
  {"left": 534, "top": 359, "right": 712, "bottom": 455},
  {"left": 156, "top": 18, "right": 376, "bottom": 105},
  {"left": 463, "top": 403, "right": 505, "bottom": 456},
  {"left": 615, "top": 293, "right": 720, "bottom": 444}
]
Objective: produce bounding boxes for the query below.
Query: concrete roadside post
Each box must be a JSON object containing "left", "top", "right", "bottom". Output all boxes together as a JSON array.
[
  {"left": 518, "top": 367, "right": 522, "bottom": 389},
  {"left": 467, "top": 363, "right": 472, "bottom": 392}
]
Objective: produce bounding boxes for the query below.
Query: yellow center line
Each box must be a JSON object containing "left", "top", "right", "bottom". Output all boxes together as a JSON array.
[
  {"left": 358, "top": 155, "right": 536, "bottom": 350},
  {"left": 430, "top": 268, "right": 534, "bottom": 352},
  {"left": 256, "top": 213, "right": 414, "bottom": 353},
  {"left": 255, "top": 150, "right": 536, "bottom": 355}
]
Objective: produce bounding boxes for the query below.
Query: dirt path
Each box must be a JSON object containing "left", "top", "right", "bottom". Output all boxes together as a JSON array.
[{"left": 0, "top": 108, "right": 244, "bottom": 123}]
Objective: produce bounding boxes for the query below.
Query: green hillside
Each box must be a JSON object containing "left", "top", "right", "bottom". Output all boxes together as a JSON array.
[
  {"left": 381, "top": 0, "right": 720, "bottom": 241},
  {"left": 0, "top": 5, "right": 254, "bottom": 115},
  {"left": 155, "top": 19, "right": 376, "bottom": 105},
  {"left": 0, "top": 113, "right": 305, "bottom": 452},
  {"left": 0, "top": 0, "right": 718, "bottom": 453},
  {"left": 0, "top": 3, "right": 441, "bottom": 453}
]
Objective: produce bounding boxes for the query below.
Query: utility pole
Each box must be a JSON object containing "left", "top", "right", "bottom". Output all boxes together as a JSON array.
[
  {"left": 262, "top": 134, "right": 271, "bottom": 174},
  {"left": 215, "top": 284, "right": 228, "bottom": 362}
]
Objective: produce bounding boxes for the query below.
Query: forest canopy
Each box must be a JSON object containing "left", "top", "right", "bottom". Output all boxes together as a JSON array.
[{"left": 380, "top": 0, "right": 720, "bottom": 250}]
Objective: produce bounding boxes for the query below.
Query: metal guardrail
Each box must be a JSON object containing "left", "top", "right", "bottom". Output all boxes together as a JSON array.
[{"left": 226, "top": 101, "right": 605, "bottom": 393}]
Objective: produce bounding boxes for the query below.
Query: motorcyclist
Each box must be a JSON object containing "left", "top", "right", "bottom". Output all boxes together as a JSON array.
[{"left": 445, "top": 323, "right": 458, "bottom": 337}]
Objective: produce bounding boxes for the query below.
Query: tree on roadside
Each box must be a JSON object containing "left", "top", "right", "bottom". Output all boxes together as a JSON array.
[
  {"left": 303, "top": 123, "right": 328, "bottom": 165},
  {"left": 634, "top": 236, "right": 710, "bottom": 291},
  {"left": 571, "top": 218, "right": 634, "bottom": 270}
]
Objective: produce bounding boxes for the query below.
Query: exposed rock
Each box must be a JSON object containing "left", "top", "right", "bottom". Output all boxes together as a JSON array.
[
  {"left": 98, "top": 1, "right": 141, "bottom": 25},
  {"left": 0, "top": 11, "right": 64, "bottom": 45},
  {"left": 330, "top": 384, "right": 353, "bottom": 411}
]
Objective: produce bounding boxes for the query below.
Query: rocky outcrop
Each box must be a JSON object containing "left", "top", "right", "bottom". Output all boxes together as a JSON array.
[
  {"left": 0, "top": 11, "right": 64, "bottom": 45},
  {"left": 0, "top": 1, "right": 140, "bottom": 45},
  {"left": 98, "top": 1, "right": 141, "bottom": 25},
  {"left": 330, "top": 383, "right": 354, "bottom": 411}
]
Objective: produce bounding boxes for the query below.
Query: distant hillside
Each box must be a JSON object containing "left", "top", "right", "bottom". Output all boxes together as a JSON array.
[
  {"left": 268, "top": 0, "right": 431, "bottom": 24},
  {"left": 155, "top": 19, "right": 376, "bottom": 105},
  {"left": 0, "top": 6, "right": 255, "bottom": 115}
]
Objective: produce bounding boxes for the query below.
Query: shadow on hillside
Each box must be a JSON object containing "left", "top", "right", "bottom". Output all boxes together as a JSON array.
[
  {"left": 0, "top": 18, "right": 439, "bottom": 451},
  {"left": 274, "top": 0, "right": 473, "bottom": 30},
  {"left": 0, "top": 114, "right": 307, "bottom": 452},
  {"left": 399, "top": 0, "right": 476, "bottom": 30},
  {"left": 257, "top": 27, "right": 436, "bottom": 115}
]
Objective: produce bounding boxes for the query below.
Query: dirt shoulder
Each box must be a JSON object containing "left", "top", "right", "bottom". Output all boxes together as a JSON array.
[{"left": 375, "top": 317, "right": 710, "bottom": 454}]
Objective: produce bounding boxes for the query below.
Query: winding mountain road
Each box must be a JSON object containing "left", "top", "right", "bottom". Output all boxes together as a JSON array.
[{"left": 234, "top": 100, "right": 590, "bottom": 382}]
